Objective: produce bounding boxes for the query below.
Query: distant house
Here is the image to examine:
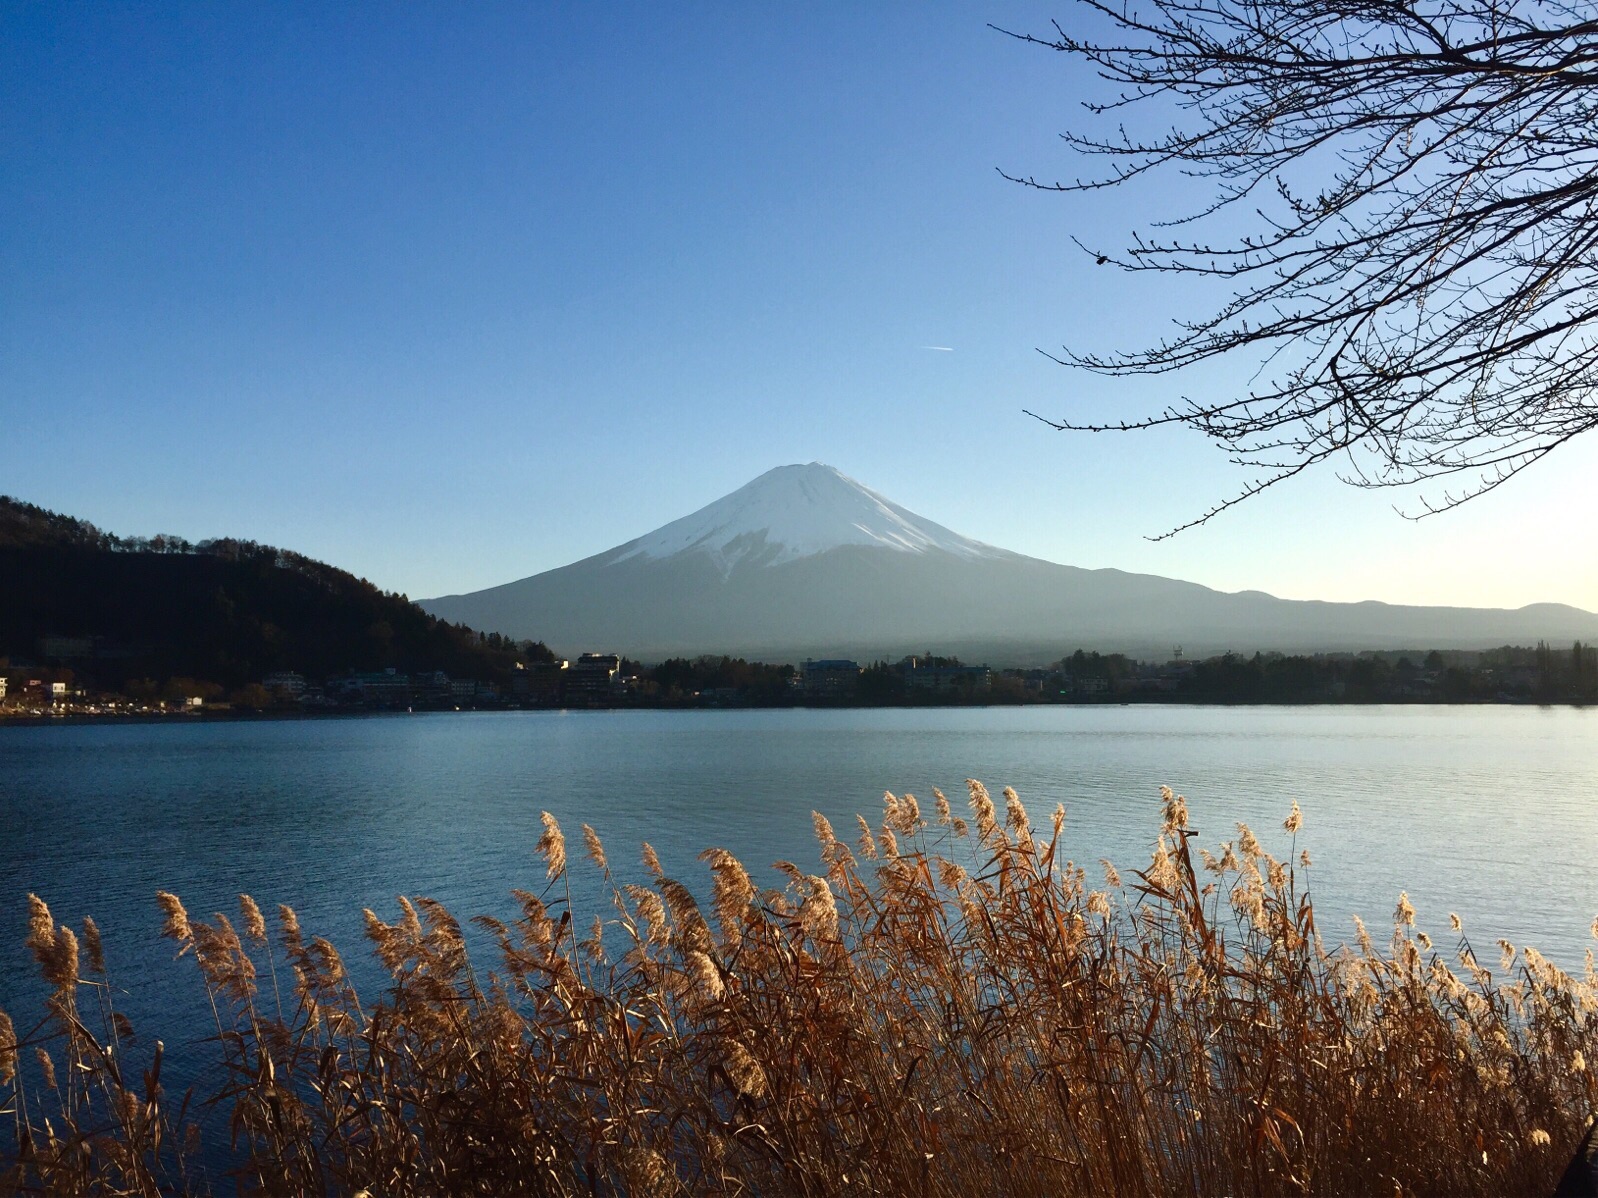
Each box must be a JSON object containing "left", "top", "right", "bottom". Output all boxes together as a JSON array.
[
  {"left": 0, "top": 677, "right": 7, "bottom": 700},
  {"left": 801, "top": 659, "right": 860, "bottom": 699}
]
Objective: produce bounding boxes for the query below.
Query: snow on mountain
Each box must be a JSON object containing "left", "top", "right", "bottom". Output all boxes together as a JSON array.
[
  {"left": 607, "top": 463, "right": 1011, "bottom": 574},
  {"left": 417, "top": 463, "right": 1598, "bottom": 661}
]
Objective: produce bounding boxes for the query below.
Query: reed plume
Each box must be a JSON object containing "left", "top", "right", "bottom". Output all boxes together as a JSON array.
[{"left": 5, "top": 783, "right": 1597, "bottom": 1197}]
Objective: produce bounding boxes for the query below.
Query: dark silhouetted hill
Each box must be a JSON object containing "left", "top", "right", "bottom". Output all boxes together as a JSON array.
[{"left": 0, "top": 497, "right": 550, "bottom": 689}]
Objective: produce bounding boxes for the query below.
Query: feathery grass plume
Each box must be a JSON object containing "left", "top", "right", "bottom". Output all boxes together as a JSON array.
[
  {"left": 933, "top": 787, "right": 952, "bottom": 825},
  {"left": 0, "top": 1007, "right": 14, "bottom": 1085},
  {"left": 26, "top": 892, "right": 53, "bottom": 947},
  {"left": 700, "top": 847, "right": 754, "bottom": 945},
  {"left": 26, "top": 896, "right": 80, "bottom": 995},
  {"left": 52, "top": 924, "right": 81, "bottom": 993},
  {"left": 1396, "top": 892, "right": 1417, "bottom": 928},
  {"left": 239, "top": 894, "right": 267, "bottom": 944},
  {"left": 1160, "top": 784, "right": 1189, "bottom": 833},
  {"left": 1051, "top": 802, "right": 1065, "bottom": 842},
  {"left": 937, "top": 858, "right": 968, "bottom": 892},
  {"left": 722, "top": 1039, "right": 767, "bottom": 1098},
  {"left": 536, "top": 811, "right": 567, "bottom": 880},
  {"left": 1500, "top": 940, "right": 1517, "bottom": 971},
  {"left": 1004, "top": 786, "right": 1030, "bottom": 837},
  {"left": 1284, "top": 800, "right": 1303, "bottom": 834},
  {"left": 364, "top": 908, "right": 409, "bottom": 973},
  {"left": 799, "top": 875, "right": 840, "bottom": 944},
  {"left": 1266, "top": 858, "right": 1287, "bottom": 891},
  {"left": 855, "top": 814, "right": 877, "bottom": 859},
  {"left": 811, "top": 810, "right": 837, "bottom": 849},
  {"left": 1148, "top": 840, "right": 1181, "bottom": 891},
  {"left": 155, "top": 891, "right": 192, "bottom": 948},
  {"left": 659, "top": 878, "right": 712, "bottom": 954},
  {"left": 877, "top": 825, "right": 899, "bottom": 858},
  {"left": 1102, "top": 859, "right": 1122, "bottom": 889},
  {"left": 582, "top": 823, "right": 607, "bottom": 872},
  {"left": 395, "top": 893, "right": 424, "bottom": 940},
  {"left": 882, "top": 790, "right": 904, "bottom": 835},
  {"left": 81, "top": 914, "right": 106, "bottom": 975},
  {"left": 1236, "top": 823, "right": 1263, "bottom": 858},
  {"left": 687, "top": 950, "right": 724, "bottom": 1002},
  {"left": 1352, "top": 914, "right": 1375, "bottom": 957},
  {"left": 625, "top": 885, "right": 668, "bottom": 945},
  {"left": 900, "top": 792, "right": 921, "bottom": 830},
  {"left": 277, "top": 903, "right": 304, "bottom": 956},
  {"left": 1299, "top": 848, "right": 1312, "bottom": 868},
  {"left": 641, "top": 841, "right": 663, "bottom": 877},
  {"left": 967, "top": 778, "right": 998, "bottom": 840},
  {"left": 35, "top": 1045, "right": 56, "bottom": 1090},
  {"left": 24, "top": 894, "right": 70, "bottom": 988}
]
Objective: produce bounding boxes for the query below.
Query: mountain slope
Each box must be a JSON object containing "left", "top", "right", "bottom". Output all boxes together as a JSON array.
[
  {"left": 419, "top": 464, "right": 1598, "bottom": 662},
  {"left": 0, "top": 496, "right": 544, "bottom": 688}
]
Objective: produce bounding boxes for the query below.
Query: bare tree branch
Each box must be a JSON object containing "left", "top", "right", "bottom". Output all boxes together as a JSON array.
[{"left": 1007, "top": 0, "right": 1598, "bottom": 529}]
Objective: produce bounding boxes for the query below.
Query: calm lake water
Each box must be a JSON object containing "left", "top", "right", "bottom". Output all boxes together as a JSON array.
[{"left": 3, "top": 705, "right": 1597, "bottom": 1058}]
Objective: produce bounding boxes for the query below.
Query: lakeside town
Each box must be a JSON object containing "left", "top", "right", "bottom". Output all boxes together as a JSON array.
[{"left": 4, "top": 640, "right": 1597, "bottom": 720}]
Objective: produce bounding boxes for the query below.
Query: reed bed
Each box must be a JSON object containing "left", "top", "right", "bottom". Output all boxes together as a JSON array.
[{"left": 3, "top": 783, "right": 1596, "bottom": 1196}]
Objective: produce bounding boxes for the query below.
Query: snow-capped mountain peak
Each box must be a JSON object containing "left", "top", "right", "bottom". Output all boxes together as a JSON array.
[{"left": 609, "top": 463, "right": 1009, "bottom": 573}]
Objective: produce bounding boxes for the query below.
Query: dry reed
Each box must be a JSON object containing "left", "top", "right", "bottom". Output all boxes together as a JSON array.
[{"left": 3, "top": 783, "right": 1596, "bottom": 1196}]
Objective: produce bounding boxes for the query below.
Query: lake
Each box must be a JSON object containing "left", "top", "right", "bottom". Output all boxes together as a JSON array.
[{"left": 3, "top": 705, "right": 1596, "bottom": 1056}]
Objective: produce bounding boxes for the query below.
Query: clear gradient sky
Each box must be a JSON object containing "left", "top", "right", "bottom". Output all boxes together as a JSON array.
[{"left": 5, "top": 3, "right": 1595, "bottom": 613}]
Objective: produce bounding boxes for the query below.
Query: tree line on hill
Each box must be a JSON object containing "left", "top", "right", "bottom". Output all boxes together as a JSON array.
[{"left": 0, "top": 496, "right": 552, "bottom": 697}]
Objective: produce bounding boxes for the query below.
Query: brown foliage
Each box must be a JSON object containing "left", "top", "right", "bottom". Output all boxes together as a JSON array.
[{"left": 3, "top": 786, "right": 1596, "bottom": 1195}]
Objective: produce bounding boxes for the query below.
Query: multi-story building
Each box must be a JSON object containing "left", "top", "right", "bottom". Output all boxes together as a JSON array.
[
  {"left": 509, "top": 660, "right": 567, "bottom": 704},
  {"left": 329, "top": 669, "right": 412, "bottom": 705},
  {"left": 900, "top": 657, "right": 991, "bottom": 694},
  {"left": 801, "top": 659, "right": 860, "bottom": 699},
  {"left": 566, "top": 653, "right": 620, "bottom": 704},
  {"left": 262, "top": 671, "right": 306, "bottom": 698}
]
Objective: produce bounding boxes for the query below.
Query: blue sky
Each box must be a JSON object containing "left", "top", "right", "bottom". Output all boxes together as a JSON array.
[{"left": 5, "top": 3, "right": 1595, "bottom": 612}]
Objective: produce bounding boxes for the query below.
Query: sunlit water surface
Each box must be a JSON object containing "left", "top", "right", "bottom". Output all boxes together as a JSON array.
[{"left": 3, "top": 705, "right": 1596, "bottom": 1079}]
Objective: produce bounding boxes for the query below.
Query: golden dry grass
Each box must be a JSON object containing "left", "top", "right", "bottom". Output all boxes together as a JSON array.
[{"left": 3, "top": 782, "right": 1596, "bottom": 1196}]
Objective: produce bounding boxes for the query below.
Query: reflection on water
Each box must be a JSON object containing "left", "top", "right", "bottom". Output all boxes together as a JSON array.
[{"left": 3, "top": 705, "right": 1596, "bottom": 1057}]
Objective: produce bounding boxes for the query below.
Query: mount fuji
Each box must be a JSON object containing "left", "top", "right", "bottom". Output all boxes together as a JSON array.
[{"left": 419, "top": 463, "right": 1598, "bottom": 662}]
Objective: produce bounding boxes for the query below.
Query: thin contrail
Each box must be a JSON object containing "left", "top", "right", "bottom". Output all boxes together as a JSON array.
[{"left": 921, "top": 345, "right": 955, "bottom": 352}]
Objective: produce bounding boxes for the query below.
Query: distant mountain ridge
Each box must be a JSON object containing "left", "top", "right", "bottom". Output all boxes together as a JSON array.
[{"left": 419, "top": 464, "right": 1598, "bottom": 663}]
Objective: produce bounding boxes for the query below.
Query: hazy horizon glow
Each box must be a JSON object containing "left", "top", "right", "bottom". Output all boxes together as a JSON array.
[{"left": 5, "top": 4, "right": 1594, "bottom": 614}]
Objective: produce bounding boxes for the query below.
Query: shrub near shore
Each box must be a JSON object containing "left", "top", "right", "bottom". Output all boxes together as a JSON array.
[{"left": 4, "top": 785, "right": 1596, "bottom": 1196}]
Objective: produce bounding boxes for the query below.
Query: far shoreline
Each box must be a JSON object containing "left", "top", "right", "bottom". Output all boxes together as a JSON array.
[{"left": 3, "top": 694, "right": 1591, "bottom": 730}]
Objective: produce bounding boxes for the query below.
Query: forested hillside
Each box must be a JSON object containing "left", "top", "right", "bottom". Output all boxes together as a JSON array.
[{"left": 0, "top": 497, "right": 549, "bottom": 691}]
